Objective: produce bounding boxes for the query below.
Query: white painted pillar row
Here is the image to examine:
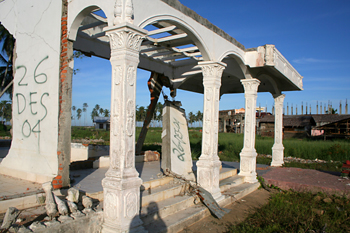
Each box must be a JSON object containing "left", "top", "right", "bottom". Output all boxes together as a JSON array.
[
  {"left": 271, "top": 94, "right": 285, "bottom": 167},
  {"left": 238, "top": 79, "right": 260, "bottom": 183},
  {"left": 196, "top": 61, "right": 226, "bottom": 201},
  {"left": 101, "top": 23, "right": 147, "bottom": 233}
]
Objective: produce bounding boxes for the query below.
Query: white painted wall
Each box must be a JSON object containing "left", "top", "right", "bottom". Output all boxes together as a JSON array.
[{"left": 0, "top": 0, "right": 62, "bottom": 183}]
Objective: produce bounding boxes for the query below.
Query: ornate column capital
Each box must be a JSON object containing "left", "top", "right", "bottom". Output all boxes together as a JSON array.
[
  {"left": 240, "top": 79, "right": 260, "bottom": 95},
  {"left": 199, "top": 61, "right": 226, "bottom": 86},
  {"left": 104, "top": 23, "right": 147, "bottom": 53},
  {"left": 273, "top": 93, "right": 286, "bottom": 104}
]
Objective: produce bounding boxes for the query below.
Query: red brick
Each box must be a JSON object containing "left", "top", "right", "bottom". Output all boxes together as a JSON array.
[
  {"left": 55, "top": 175, "right": 62, "bottom": 180},
  {"left": 53, "top": 184, "right": 63, "bottom": 189},
  {"left": 52, "top": 180, "right": 58, "bottom": 184},
  {"left": 57, "top": 151, "right": 62, "bottom": 155}
]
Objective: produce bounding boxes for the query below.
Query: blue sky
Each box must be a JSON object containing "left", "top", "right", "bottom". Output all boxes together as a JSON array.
[
  {"left": 72, "top": 0, "right": 350, "bottom": 125},
  {"left": 4, "top": 0, "right": 350, "bottom": 126}
]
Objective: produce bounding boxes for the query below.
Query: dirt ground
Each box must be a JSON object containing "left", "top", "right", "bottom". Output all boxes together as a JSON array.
[{"left": 181, "top": 188, "right": 273, "bottom": 233}]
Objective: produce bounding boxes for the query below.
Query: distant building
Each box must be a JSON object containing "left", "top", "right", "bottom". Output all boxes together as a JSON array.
[
  {"left": 258, "top": 114, "right": 350, "bottom": 139},
  {"left": 93, "top": 117, "right": 110, "bottom": 130}
]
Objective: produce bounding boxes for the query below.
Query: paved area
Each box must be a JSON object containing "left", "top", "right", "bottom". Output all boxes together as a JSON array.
[
  {"left": 0, "top": 174, "right": 43, "bottom": 201},
  {"left": 1, "top": 159, "right": 349, "bottom": 213},
  {"left": 70, "top": 161, "right": 251, "bottom": 195},
  {"left": 262, "top": 167, "right": 350, "bottom": 196}
]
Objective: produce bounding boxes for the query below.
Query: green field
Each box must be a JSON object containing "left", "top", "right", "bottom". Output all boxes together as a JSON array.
[{"left": 70, "top": 126, "right": 350, "bottom": 172}]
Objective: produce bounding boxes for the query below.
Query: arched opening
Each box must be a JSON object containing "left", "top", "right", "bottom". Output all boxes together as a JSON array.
[
  {"left": 0, "top": 22, "right": 15, "bottom": 161},
  {"left": 66, "top": 7, "right": 113, "bottom": 175}
]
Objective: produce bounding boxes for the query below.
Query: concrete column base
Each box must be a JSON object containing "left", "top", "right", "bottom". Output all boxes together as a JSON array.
[
  {"left": 271, "top": 145, "right": 284, "bottom": 167},
  {"left": 101, "top": 176, "right": 146, "bottom": 233},
  {"left": 196, "top": 158, "right": 224, "bottom": 202},
  {"left": 238, "top": 149, "right": 258, "bottom": 183}
]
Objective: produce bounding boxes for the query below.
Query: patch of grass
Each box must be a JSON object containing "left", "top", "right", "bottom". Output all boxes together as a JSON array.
[
  {"left": 71, "top": 126, "right": 110, "bottom": 143},
  {"left": 228, "top": 191, "right": 350, "bottom": 233}
]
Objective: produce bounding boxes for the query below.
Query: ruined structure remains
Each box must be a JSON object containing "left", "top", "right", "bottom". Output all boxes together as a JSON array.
[{"left": 0, "top": 0, "right": 303, "bottom": 232}]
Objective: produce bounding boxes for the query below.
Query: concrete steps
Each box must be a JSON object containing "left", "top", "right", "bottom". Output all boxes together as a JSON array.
[{"left": 139, "top": 169, "right": 260, "bottom": 233}]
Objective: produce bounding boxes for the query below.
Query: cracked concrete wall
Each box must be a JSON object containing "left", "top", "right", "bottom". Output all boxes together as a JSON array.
[{"left": 0, "top": 0, "right": 63, "bottom": 183}]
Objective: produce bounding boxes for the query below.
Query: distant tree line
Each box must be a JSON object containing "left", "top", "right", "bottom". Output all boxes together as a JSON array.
[{"left": 187, "top": 110, "right": 203, "bottom": 125}]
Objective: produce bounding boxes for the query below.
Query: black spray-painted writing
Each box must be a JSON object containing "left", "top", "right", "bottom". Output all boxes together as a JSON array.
[
  {"left": 172, "top": 117, "right": 186, "bottom": 161},
  {"left": 15, "top": 56, "right": 50, "bottom": 150}
]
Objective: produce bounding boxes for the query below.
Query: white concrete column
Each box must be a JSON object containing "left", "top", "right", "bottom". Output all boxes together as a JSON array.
[
  {"left": 239, "top": 79, "right": 260, "bottom": 183},
  {"left": 101, "top": 23, "right": 147, "bottom": 233},
  {"left": 196, "top": 61, "right": 226, "bottom": 201},
  {"left": 271, "top": 94, "right": 285, "bottom": 167}
]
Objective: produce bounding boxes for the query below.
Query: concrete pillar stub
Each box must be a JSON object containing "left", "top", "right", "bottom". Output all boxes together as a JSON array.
[
  {"left": 271, "top": 94, "right": 285, "bottom": 167},
  {"left": 196, "top": 61, "right": 226, "bottom": 201},
  {"left": 101, "top": 23, "right": 147, "bottom": 233},
  {"left": 238, "top": 79, "right": 260, "bottom": 183}
]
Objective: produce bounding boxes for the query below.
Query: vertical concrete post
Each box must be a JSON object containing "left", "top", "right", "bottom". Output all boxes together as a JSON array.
[
  {"left": 56, "top": 0, "right": 72, "bottom": 188},
  {"left": 301, "top": 101, "right": 304, "bottom": 115},
  {"left": 316, "top": 101, "right": 319, "bottom": 114},
  {"left": 287, "top": 103, "right": 289, "bottom": 115},
  {"left": 196, "top": 61, "right": 226, "bottom": 201},
  {"left": 346, "top": 99, "right": 348, "bottom": 114},
  {"left": 340, "top": 101, "right": 342, "bottom": 115},
  {"left": 296, "top": 105, "right": 298, "bottom": 115},
  {"left": 271, "top": 94, "right": 285, "bottom": 167},
  {"left": 291, "top": 103, "right": 293, "bottom": 115},
  {"left": 223, "top": 118, "right": 227, "bottom": 133},
  {"left": 101, "top": 23, "right": 147, "bottom": 233},
  {"left": 238, "top": 79, "right": 260, "bottom": 183}
]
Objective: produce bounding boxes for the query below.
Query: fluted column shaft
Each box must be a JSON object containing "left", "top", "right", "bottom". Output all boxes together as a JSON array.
[
  {"left": 101, "top": 23, "right": 147, "bottom": 233},
  {"left": 239, "top": 79, "right": 260, "bottom": 183},
  {"left": 271, "top": 94, "right": 285, "bottom": 167},
  {"left": 196, "top": 61, "right": 226, "bottom": 201}
]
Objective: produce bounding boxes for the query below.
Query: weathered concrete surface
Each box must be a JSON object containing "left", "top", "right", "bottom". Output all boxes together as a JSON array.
[
  {"left": 0, "top": 0, "right": 62, "bottom": 183},
  {"left": 162, "top": 101, "right": 195, "bottom": 181},
  {"left": 262, "top": 167, "right": 350, "bottom": 196}
]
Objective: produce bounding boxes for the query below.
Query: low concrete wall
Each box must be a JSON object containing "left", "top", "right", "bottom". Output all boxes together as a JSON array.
[{"left": 70, "top": 143, "right": 110, "bottom": 162}]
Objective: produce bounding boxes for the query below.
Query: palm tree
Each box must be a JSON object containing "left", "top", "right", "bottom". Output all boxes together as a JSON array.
[
  {"left": 91, "top": 108, "right": 99, "bottom": 122},
  {"left": 188, "top": 112, "right": 195, "bottom": 126},
  {"left": 95, "top": 104, "right": 100, "bottom": 112},
  {"left": 83, "top": 103, "right": 88, "bottom": 126},
  {"left": 137, "top": 106, "right": 146, "bottom": 122},
  {"left": 71, "top": 106, "right": 76, "bottom": 126},
  {"left": 99, "top": 108, "right": 104, "bottom": 116},
  {"left": 77, "top": 108, "right": 82, "bottom": 126},
  {"left": 0, "top": 100, "right": 10, "bottom": 124},
  {"left": 196, "top": 110, "right": 203, "bottom": 127},
  {"left": 0, "top": 23, "right": 15, "bottom": 98},
  {"left": 103, "top": 109, "right": 110, "bottom": 117}
]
